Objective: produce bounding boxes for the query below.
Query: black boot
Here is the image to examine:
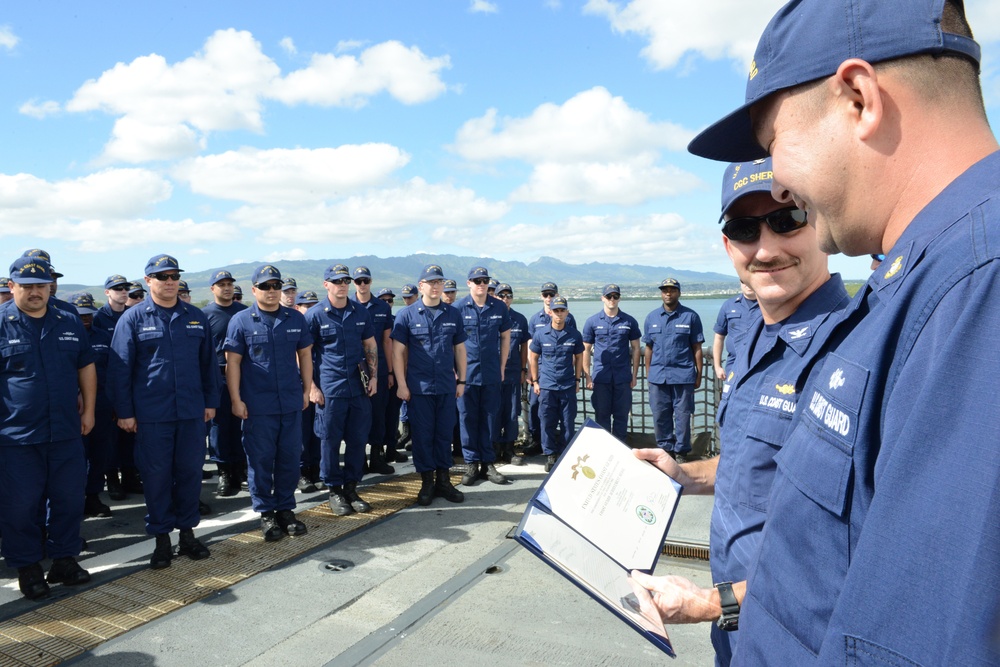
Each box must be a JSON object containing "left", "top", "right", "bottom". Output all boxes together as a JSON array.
[
  {"left": 328, "top": 486, "right": 353, "bottom": 516},
  {"left": 367, "top": 444, "right": 395, "bottom": 475},
  {"left": 434, "top": 468, "right": 465, "bottom": 503},
  {"left": 106, "top": 471, "right": 126, "bottom": 500},
  {"left": 177, "top": 529, "right": 210, "bottom": 560},
  {"left": 343, "top": 481, "right": 371, "bottom": 513},
  {"left": 84, "top": 493, "right": 113, "bottom": 518},
  {"left": 482, "top": 462, "right": 507, "bottom": 485},
  {"left": 260, "top": 511, "right": 284, "bottom": 542},
  {"left": 386, "top": 444, "right": 408, "bottom": 463},
  {"left": 18, "top": 563, "right": 50, "bottom": 600},
  {"left": 297, "top": 469, "right": 317, "bottom": 493},
  {"left": 417, "top": 471, "right": 435, "bottom": 506},
  {"left": 150, "top": 533, "right": 172, "bottom": 569},
  {"left": 276, "top": 509, "right": 308, "bottom": 537},
  {"left": 217, "top": 464, "right": 237, "bottom": 497},
  {"left": 47, "top": 556, "right": 91, "bottom": 586},
  {"left": 460, "top": 462, "right": 480, "bottom": 486},
  {"left": 121, "top": 468, "right": 144, "bottom": 494},
  {"left": 309, "top": 464, "right": 327, "bottom": 491}
]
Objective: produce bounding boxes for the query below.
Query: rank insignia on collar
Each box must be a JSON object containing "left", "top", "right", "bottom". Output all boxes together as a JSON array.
[{"left": 883, "top": 255, "right": 904, "bottom": 280}]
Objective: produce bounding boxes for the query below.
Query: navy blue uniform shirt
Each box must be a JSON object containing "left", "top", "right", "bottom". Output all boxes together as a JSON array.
[
  {"left": 93, "top": 303, "right": 126, "bottom": 338},
  {"left": 582, "top": 309, "right": 641, "bottom": 384},
  {"left": 455, "top": 294, "right": 511, "bottom": 386},
  {"left": 529, "top": 325, "right": 584, "bottom": 391},
  {"left": 0, "top": 301, "right": 95, "bottom": 445},
  {"left": 306, "top": 299, "right": 375, "bottom": 399},
  {"left": 108, "top": 296, "right": 221, "bottom": 422},
  {"left": 391, "top": 301, "right": 467, "bottom": 395},
  {"left": 203, "top": 300, "right": 248, "bottom": 368},
  {"left": 352, "top": 294, "right": 392, "bottom": 376},
  {"left": 503, "top": 309, "right": 530, "bottom": 383},
  {"left": 225, "top": 303, "right": 312, "bottom": 415},
  {"left": 642, "top": 304, "right": 704, "bottom": 385},
  {"left": 713, "top": 294, "right": 761, "bottom": 377},
  {"left": 528, "top": 308, "right": 577, "bottom": 334}
]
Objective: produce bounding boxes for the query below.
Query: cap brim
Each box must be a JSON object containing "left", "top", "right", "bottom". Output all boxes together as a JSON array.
[
  {"left": 75, "top": 307, "right": 98, "bottom": 314},
  {"left": 687, "top": 101, "right": 769, "bottom": 163},
  {"left": 11, "top": 277, "right": 54, "bottom": 285}
]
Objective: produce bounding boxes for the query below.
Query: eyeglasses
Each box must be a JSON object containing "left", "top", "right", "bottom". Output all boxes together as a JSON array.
[
  {"left": 109, "top": 286, "right": 129, "bottom": 292},
  {"left": 870, "top": 254, "right": 886, "bottom": 262},
  {"left": 255, "top": 281, "right": 284, "bottom": 291},
  {"left": 541, "top": 291, "right": 556, "bottom": 298},
  {"left": 499, "top": 293, "right": 513, "bottom": 299},
  {"left": 471, "top": 278, "right": 490, "bottom": 285},
  {"left": 722, "top": 207, "right": 808, "bottom": 243},
  {"left": 150, "top": 272, "right": 181, "bottom": 282},
  {"left": 329, "top": 278, "right": 352, "bottom": 285},
  {"left": 422, "top": 279, "right": 444, "bottom": 286},
  {"left": 380, "top": 297, "right": 394, "bottom": 303},
  {"left": 354, "top": 278, "right": 371, "bottom": 285},
  {"left": 604, "top": 294, "right": 621, "bottom": 300}
]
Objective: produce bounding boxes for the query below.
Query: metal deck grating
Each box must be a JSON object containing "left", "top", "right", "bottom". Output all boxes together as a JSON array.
[{"left": 0, "top": 471, "right": 431, "bottom": 666}]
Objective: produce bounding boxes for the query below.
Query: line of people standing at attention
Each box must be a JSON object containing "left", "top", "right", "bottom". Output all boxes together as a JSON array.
[{"left": 0, "top": 246, "right": 709, "bottom": 600}]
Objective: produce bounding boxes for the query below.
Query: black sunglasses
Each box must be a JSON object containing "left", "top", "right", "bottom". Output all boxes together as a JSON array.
[
  {"left": 471, "top": 278, "right": 490, "bottom": 285},
  {"left": 541, "top": 291, "right": 556, "bottom": 298},
  {"left": 255, "top": 281, "right": 283, "bottom": 291},
  {"left": 354, "top": 278, "right": 371, "bottom": 285},
  {"left": 109, "top": 286, "right": 130, "bottom": 292},
  {"left": 870, "top": 253, "right": 886, "bottom": 262},
  {"left": 604, "top": 294, "right": 621, "bottom": 300},
  {"left": 722, "top": 207, "right": 808, "bottom": 243},
  {"left": 150, "top": 272, "right": 181, "bottom": 282},
  {"left": 329, "top": 278, "right": 352, "bottom": 285}
]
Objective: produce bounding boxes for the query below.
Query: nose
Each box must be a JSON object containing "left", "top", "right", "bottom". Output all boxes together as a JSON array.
[
  {"left": 771, "top": 180, "right": 794, "bottom": 206},
  {"left": 754, "top": 223, "right": 785, "bottom": 261}
]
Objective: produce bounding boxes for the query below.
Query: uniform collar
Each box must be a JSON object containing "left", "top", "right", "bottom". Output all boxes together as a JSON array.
[
  {"left": 250, "top": 302, "right": 287, "bottom": 321},
  {"left": 773, "top": 273, "right": 850, "bottom": 356}
]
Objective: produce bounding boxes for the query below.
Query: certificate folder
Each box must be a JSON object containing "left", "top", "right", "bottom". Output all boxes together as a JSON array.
[{"left": 514, "top": 420, "right": 683, "bottom": 657}]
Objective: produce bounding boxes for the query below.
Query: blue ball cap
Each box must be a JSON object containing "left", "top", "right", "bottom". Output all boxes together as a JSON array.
[
  {"left": 467, "top": 266, "right": 490, "bottom": 281},
  {"left": 688, "top": 0, "right": 982, "bottom": 162},
  {"left": 21, "top": 248, "right": 52, "bottom": 263},
  {"left": 602, "top": 283, "right": 621, "bottom": 297},
  {"left": 104, "top": 274, "right": 130, "bottom": 290},
  {"left": 419, "top": 264, "right": 445, "bottom": 282},
  {"left": 488, "top": 278, "right": 499, "bottom": 289},
  {"left": 144, "top": 254, "right": 183, "bottom": 276},
  {"left": 443, "top": 279, "right": 457, "bottom": 292},
  {"left": 496, "top": 283, "right": 513, "bottom": 296},
  {"left": 296, "top": 290, "right": 319, "bottom": 305},
  {"left": 353, "top": 266, "right": 372, "bottom": 280},
  {"left": 177, "top": 280, "right": 190, "bottom": 292},
  {"left": 720, "top": 158, "right": 774, "bottom": 219},
  {"left": 128, "top": 281, "right": 146, "bottom": 296},
  {"left": 401, "top": 283, "right": 417, "bottom": 297},
  {"left": 659, "top": 278, "right": 681, "bottom": 291},
  {"left": 550, "top": 295, "right": 569, "bottom": 310},
  {"left": 233, "top": 285, "right": 243, "bottom": 295},
  {"left": 323, "top": 264, "right": 351, "bottom": 281},
  {"left": 252, "top": 264, "right": 282, "bottom": 285},
  {"left": 0, "top": 278, "right": 9, "bottom": 294},
  {"left": 540, "top": 282, "right": 558, "bottom": 293},
  {"left": 282, "top": 277, "right": 297, "bottom": 291},
  {"left": 376, "top": 287, "right": 395, "bottom": 299},
  {"left": 70, "top": 292, "right": 98, "bottom": 314},
  {"left": 211, "top": 269, "right": 234, "bottom": 285},
  {"left": 9, "top": 256, "right": 55, "bottom": 284}
]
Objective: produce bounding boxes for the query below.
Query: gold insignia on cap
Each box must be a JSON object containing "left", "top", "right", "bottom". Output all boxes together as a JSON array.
[
  {"left": 732, "top": 165, "right": 741, "bottom": 178},
  {"left": 883, "top": 255, "right": 904, "bottom": 280},
  {"left": 749, "top": 60, "right": 758, "bottom": 81}
]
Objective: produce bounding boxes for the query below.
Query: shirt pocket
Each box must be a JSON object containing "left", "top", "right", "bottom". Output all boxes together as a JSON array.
[
  {"left": 137, "top": 329, "right": 165, "bottom": 355},
  {"left": 409, "top": 326, "right": 431, "bottom": 348},
  {"left": 248, "top": 334, "right": 270, "bottom": 366},
  {"left": 739, "top": 408, "right": 793, "bottom": 512},
  {"left": 1, "top": 342, "right": 31, "bottom": 373},
  {"left": 774, "top": 354, "right": 868, "bottom": 518}
]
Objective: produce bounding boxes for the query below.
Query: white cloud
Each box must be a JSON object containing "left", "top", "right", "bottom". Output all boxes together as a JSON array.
[
  {"left": 270, "top": 40, "right": 450, "bottom": 107},
  {"left": 0, "top": 169, "right": 172, "bottom": 223},
  {"left": 279, "top": 37, "right": 296, "bottom": 55},
  {"left": 470, "top": 1, "right": 498, "bottom": 13},
  {"left": 441, "top": 212, "right": 721, "bottom": 266},
  {"left": 583, "top": 0, "right": 782, "bottom": 70},
  {"left": 263, "top": 248, "right": 310, "bottom": 261},
  {"left": 230, "top": 177, "right": 509, "bottom": 242},
  {"left": 19, "top": 99, "right": 61, "bottom": 119},
  {"left": 62, "top": 30, "right": 450, "bottom": 163},
  {"left": 0, "top": 25, "right": 18, "bottom": 50},
  {"left": 40, "top": 218, "right": 237, "bottom": 252},
  {"left": 511, "top": 153, "right": 703, "bottom": 205},
  {"left": 452, "top": 86, "right": 694, "bottom": 162},
  {"left": 173, "top": 144, "right": 410, "bottom": 205}
]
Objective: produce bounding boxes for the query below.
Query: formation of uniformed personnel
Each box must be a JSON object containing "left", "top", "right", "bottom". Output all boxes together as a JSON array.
[
  {"left": 306, "top": 264, "right": 378, "bottom": 516},
  {"left": 455, "top": 266, "right": 511, "bottom": 485},
  {"left": 224, "top": 264, "right": 312, "bottom": 541},
  {"left": 582, "top": 284, "right": 641, "bottom": 442},
  {"left": 108, "top": 254, "right": 219, "bottom": 569},
  {"left": 642, "top": 278, "right": 704, "bottom": 461},
  {"left": 495, "top": 283, "right": 529, "bottom": 465},
  {"left": 712, "top": 282, "right": 758, "bottom": 381},
  {"left": 1, "top": 256, "right": 96, "bottom": 599},
  {"left": 528, "top": 295, "right": 583, "bottom": 472},
  {"left": 351, "top": 266, "right": 397, "bottom": 475},
  {"left": 391, "top": 264, "right": 467, "bottom": 505},
  {"left": 202, "top": 269, "right": 248, "bottom": 497}
]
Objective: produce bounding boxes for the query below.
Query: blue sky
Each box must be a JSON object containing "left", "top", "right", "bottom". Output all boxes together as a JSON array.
[{"left": 2, "top": 0, "right": 999, "bottom": 286}]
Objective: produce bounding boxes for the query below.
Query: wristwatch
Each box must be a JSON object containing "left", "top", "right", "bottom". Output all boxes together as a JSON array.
[{"left": 715, "top": 582, "right": 740, "bottom": 631}]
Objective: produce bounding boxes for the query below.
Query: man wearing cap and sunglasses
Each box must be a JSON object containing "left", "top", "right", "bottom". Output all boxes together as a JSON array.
[
  {"left": 0, "top": 257, "right": 96, "bottom": 599},
  {"left": 306, "top": 264, "right": 379, "bottom": 516},
  {"left": 632, "top": 158, "right": 849, "bottom": 665},
  {"left": 642, "top": 278, "right": 704, "bottom": 462},
  {"left": 225, "top": 265, "right": 312, "bottom": 542},
  {"left": 455, "top": 266, "right": 511, "bottom": 486},
  {"left": 525, "top": 283, "right": 578, "bottom": 455},
  {"left": 582, "top": 284, "right": 641, "bottom": 443},
  {"left": 109, "top": 254, "right": 220, "bottom": 570},
  {"left": 203, "top": 269, "right": 248, "bottom": 497},
  {"left": 641, "top": 1, "right": 1000, "bottom": 664}
]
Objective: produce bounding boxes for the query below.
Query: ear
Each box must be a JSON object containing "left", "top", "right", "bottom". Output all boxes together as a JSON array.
[
  {"left": 722, "top": 233, "right": 738, "bottom": 264},
  {"left": 832, "top": 58, "right": 883, "bottom": 142}
]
